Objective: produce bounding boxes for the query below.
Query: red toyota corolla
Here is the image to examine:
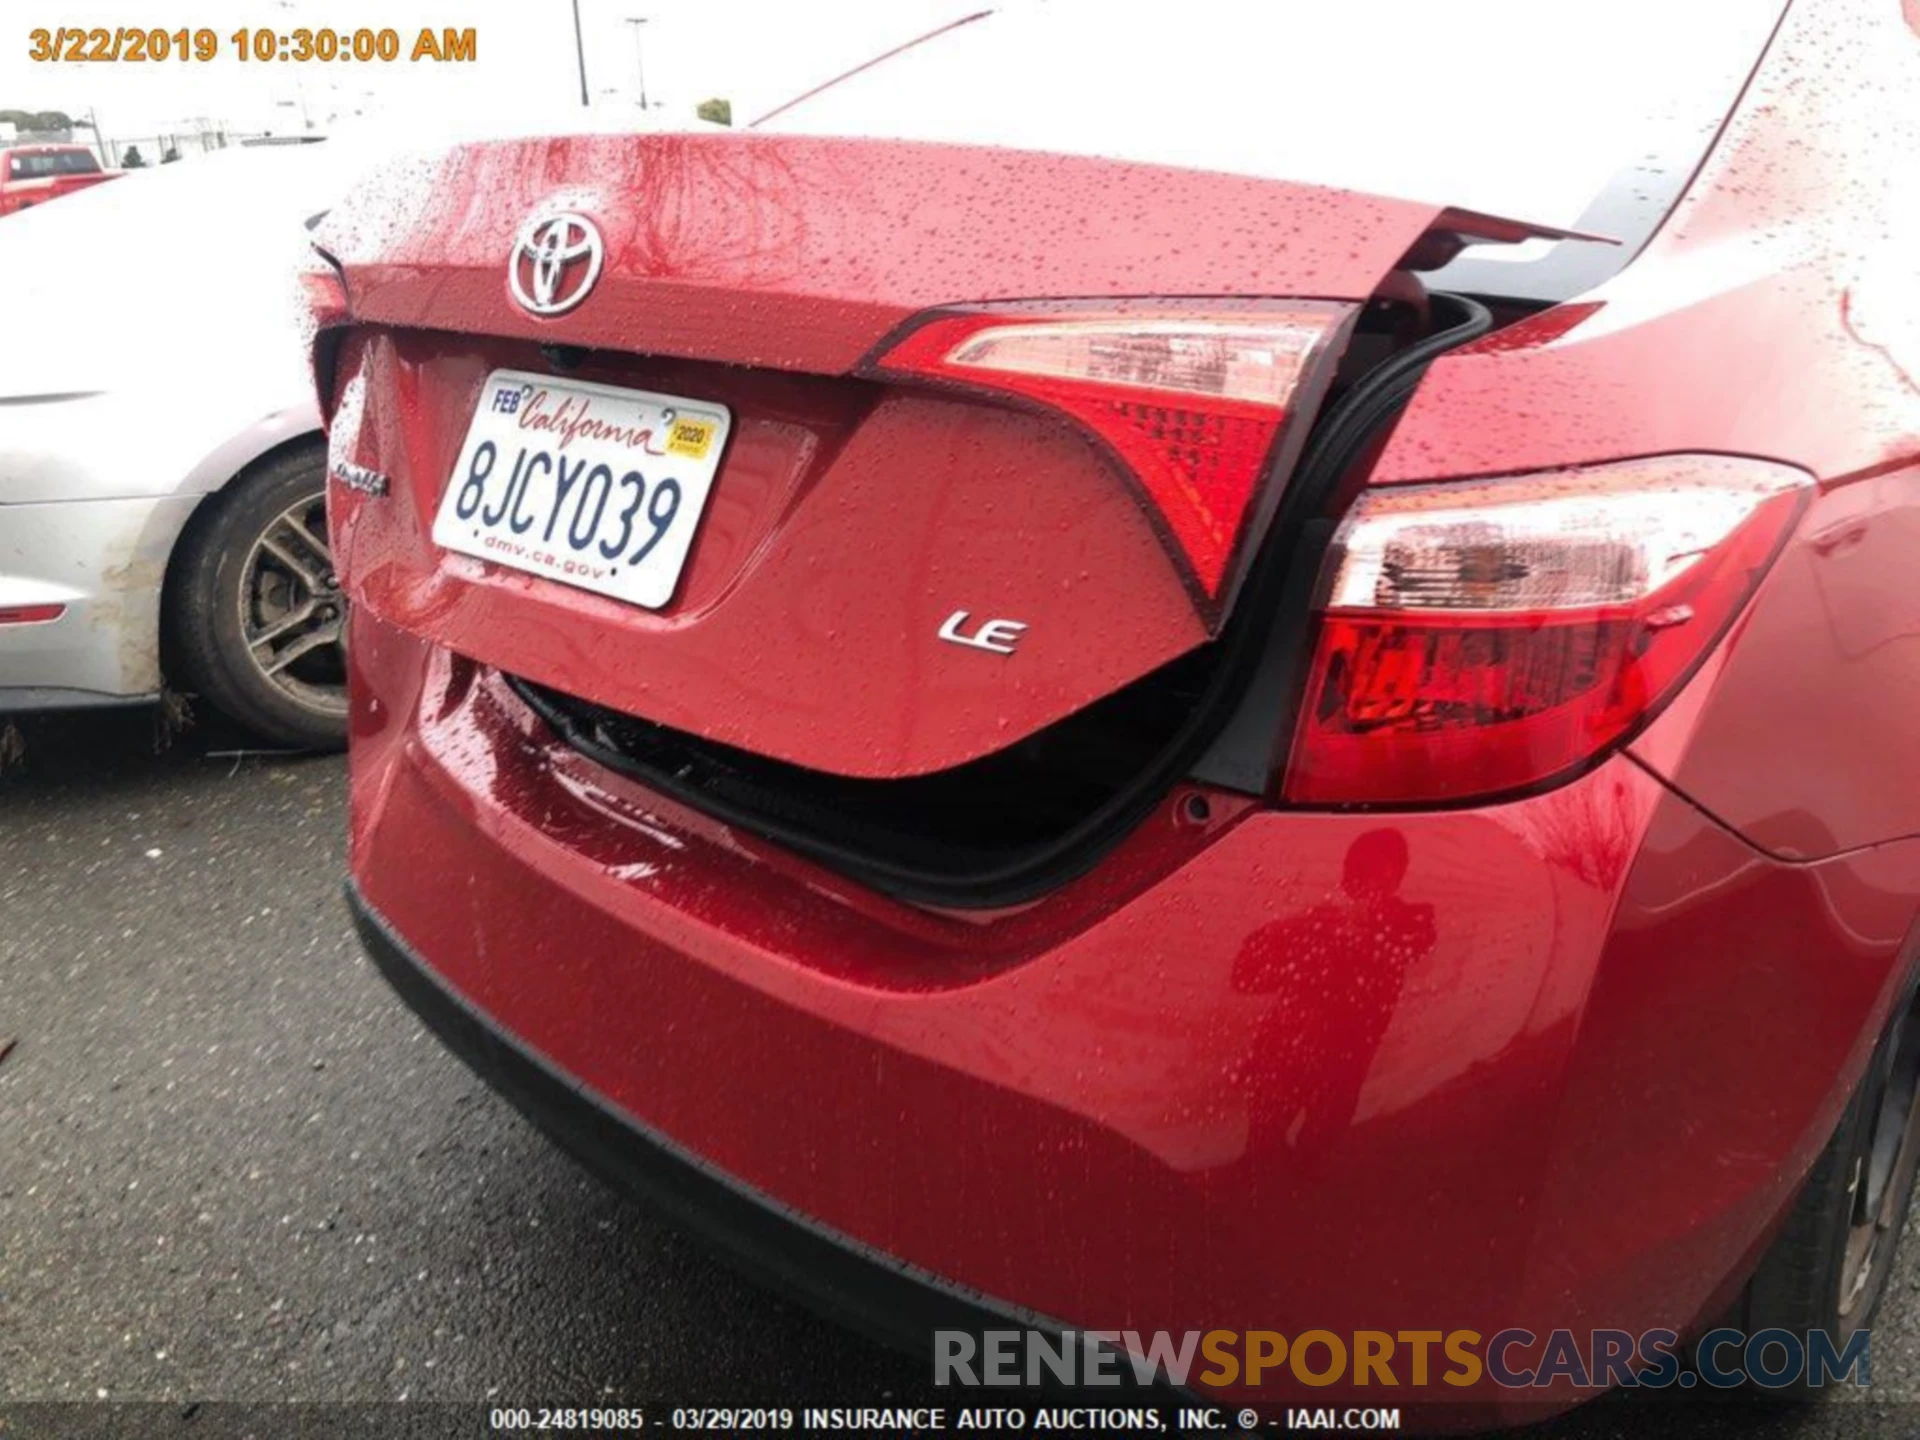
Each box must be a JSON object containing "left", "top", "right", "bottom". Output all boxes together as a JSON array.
[{"left": 312, "top": 0, "right": 1920, "bottom": 1421}]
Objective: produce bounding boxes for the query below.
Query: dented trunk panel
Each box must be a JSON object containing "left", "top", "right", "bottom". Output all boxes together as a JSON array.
[
  {"left": 319, "top": 133, "right": 1450, "bottom": 368},
  {"left": 320, "top": 134, "right": 1465, "bottom": 779}
]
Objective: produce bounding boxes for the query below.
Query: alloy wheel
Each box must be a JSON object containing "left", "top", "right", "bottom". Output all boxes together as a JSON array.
[
  {"left": 236, "top": 493, "right": 348, "bottom": 720},
  {"left": 1839, "top": 1005, "right": 1920, "bottom": 1318}
]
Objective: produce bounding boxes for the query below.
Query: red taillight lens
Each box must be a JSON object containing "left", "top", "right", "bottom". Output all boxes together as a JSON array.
[
  {"left": 1283, "top": 455, "right": 1811, "bottom": 806},
  {"left": 0, "top": 604, "right": 65, "bottom": 626},
  {"left": 874, "top": 304, "right": 1351, "bottom": 600}
]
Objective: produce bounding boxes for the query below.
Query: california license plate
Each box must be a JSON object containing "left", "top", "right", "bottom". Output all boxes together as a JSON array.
[{"left": 431, "top": 369, "right": 732, "bottom": 609}]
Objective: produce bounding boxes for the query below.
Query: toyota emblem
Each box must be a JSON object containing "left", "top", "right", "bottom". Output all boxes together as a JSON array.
[{"left": 508, "top": 210, "right": 605, "bottom": 317}]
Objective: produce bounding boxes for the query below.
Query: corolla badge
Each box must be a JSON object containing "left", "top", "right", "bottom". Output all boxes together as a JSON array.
[
  {"left": 329, "top": 460, "right": 389, "bottom": 497},
  {"left": 508, "top": 210, "right": 604, "bottom": 316}
]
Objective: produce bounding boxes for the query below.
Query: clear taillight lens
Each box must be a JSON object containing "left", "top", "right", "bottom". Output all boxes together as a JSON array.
[
  {"left": 943, "top": 319, "right": 1323, "bottom": 407},
  {"left": 874, "top": 304, "right": 1351, "bottom": 601},
  {"left": 1283, "top": 455, "right": 1812, "bottom": 806}
]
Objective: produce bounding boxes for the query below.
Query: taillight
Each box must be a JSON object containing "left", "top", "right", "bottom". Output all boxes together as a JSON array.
[
  {"left": 299, "top": 248, "right": 351, "bottom": 425},
  {"left": 0, "top": 604, "right": 65, "bottom": 626},
  {"left": 1283, "top": 455, "right": 1811, "bottom": 806},
  {"left": 873, "top": 303, "right": 1351, "bottom": 600}
]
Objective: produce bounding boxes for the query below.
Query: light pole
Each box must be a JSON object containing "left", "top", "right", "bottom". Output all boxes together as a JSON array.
[
  {"left": 87, "top": 106, "right": 112, "bottom": 167},
  {"left": 571, "top": 0, "right": 590, "bottom": 107},
  {"left": 625, "top": 17, "right": 650, "bottom": 111}
]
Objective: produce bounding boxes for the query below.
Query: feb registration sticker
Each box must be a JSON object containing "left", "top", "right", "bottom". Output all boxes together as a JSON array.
[{"left": 430, "top": 369, "right": 732, "bottom": 610}]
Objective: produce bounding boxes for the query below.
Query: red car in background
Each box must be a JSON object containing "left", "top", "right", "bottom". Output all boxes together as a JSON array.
[
  {"left": 313, "top": 0, "right": 1920, "bottom": 1422},
  {"left": 0, "top": 143, "right": 119, "bottom": 216}
]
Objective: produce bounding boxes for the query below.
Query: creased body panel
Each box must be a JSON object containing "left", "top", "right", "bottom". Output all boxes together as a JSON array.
[
  {"left": 346, "top": 614, "right": 1920, "bottom": 1416},
  {"left": 319, "top": 135, "right": 1470, "bottom": 777},
  {"left": 320, "top": 133, "right": 1450, "bottom": 371}
]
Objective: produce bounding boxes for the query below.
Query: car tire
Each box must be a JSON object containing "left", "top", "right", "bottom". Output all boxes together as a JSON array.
[
  {"left": 168, "top": 444, "right": 348, "bottom": 751},
  {"left": 1715, "top": 976, "right": 1920, "bottom": 1392}
]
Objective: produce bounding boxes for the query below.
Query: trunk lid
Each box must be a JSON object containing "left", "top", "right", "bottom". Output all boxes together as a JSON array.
[{"left": 320, "top": 132, "right": 1539, "bottom": 779}]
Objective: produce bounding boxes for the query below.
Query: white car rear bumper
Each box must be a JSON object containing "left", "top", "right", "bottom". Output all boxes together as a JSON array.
[{"left": 0, "top": 493, "right": 203, "bottom": 709}]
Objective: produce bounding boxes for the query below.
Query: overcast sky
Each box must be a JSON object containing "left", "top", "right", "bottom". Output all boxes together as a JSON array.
[{"left": 2, "top": 0, "right": 980, "bottom": 141}]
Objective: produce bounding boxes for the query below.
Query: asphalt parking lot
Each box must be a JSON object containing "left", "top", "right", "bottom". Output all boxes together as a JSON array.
[
  {"left": 0, "top": 708, "right": 928, "bottom": 1419},
  {"left": 2, "top": 707, "right": 1918, "bottom": 1439}
]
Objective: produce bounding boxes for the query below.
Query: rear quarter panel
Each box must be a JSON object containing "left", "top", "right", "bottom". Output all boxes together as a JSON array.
[{"left": 1375, "top": 0, "right": 1920, "bottom": 860}]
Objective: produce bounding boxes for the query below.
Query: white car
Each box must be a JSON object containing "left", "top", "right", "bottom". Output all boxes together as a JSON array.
[
  {"left": 0, "top": 104, "right": 648, "bottom": 748},
  {"left": 0, "top": 145, "right": 357, "bottom": 747}
]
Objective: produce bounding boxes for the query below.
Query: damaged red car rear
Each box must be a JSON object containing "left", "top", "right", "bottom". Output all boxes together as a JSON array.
[{"left": 315, "top": 0, "right": 1920, "bottom": 1420}]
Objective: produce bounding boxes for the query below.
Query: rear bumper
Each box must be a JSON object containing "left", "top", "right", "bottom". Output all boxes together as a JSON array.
[
  {"left": 345, "top": 616, "right": 1920, "bottom": 1411},
  {"left": 349, "top": 882, "right": 1147, "bottom": 1371},
  {"left": 0, "top": 493, "right": 200, "bottom": 704}
]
